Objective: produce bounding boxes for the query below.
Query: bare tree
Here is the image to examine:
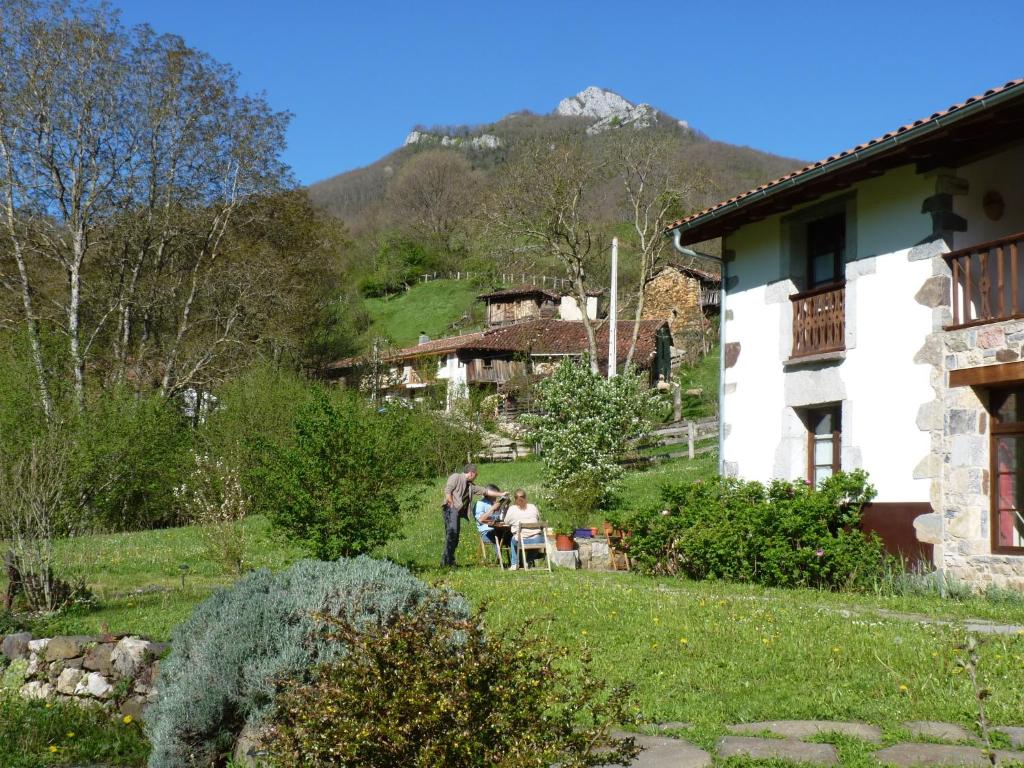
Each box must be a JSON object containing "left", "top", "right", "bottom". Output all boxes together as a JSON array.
[
  {"left": 0, "top": 0, "right": 294, "bottom": 412},
  {"left": 613, "top": 131, "right": 711, "bottom": 368},
  {"left": 486, "top": 138, "right": 605, "bottom": 371},
  {"left": 386, "top": 149, "right": 480, "bottom": 248}
]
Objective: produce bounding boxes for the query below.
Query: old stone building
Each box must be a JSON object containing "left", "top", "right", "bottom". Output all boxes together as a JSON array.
[{"left": 641, "top": 261, "right": 720, "bottom": 338}]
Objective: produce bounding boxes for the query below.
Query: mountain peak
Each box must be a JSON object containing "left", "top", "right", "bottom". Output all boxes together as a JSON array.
[
  {"left": 555, "top": 86, "right": 669, "bottom": 135},
  {"left": 555, "top": 86, "right": 634, "bottom": 120}
]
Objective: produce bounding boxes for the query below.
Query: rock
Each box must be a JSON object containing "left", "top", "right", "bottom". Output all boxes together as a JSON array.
[
  {"left": 994, "top": 727, "right": 1024, "bottom": 748},
  {"left": 55, "top": 667, "right": 84, "bottom": 695},
  {"left": 82, "top": 643, "right": 114, "bottom": 676},
  {"left": 727, "top": 720, "right": 883, "bottom": 743},
  {"left": 19, "top": 681, "right": 53, "bottom": 699},
  {"left": 902, "top": 721, "right": 979, "bottom": 743},
  {"left": 119, "top": 695, "right": 151, "bottom": 723},
  {"left": 2, "top": 632, "right": 32, "bottom": 661},
  {"left": 26, "top": 652, "right": 41, "bottom": 676},
  {"left": 26, "top": 638, "right": 48, "bottom": 654},
  {"left": 44, "top": 635, "right": 91, "bottom": 661},
  {"left": 606, "top": 732, "right": 711, "bottom": 768},
  {"left": 233, "top": 722, "right": 273, "bottom": 767},
  {"left": 111, "top": 636, "right": 155, "bottom": 679},
  {"left": 717, "top": 736, "right": 839, "bottom": 766},
  {"left": 873, "top": 743, "right": 1024, "bottom": 767},
  {"left": 74, "top": 671, "right": 114, "bottom": 699}
]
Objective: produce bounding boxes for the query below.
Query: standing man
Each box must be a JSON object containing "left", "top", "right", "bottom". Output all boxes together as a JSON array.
[{"left": 441, "top": 464, "right": 505, "bottom": 567}]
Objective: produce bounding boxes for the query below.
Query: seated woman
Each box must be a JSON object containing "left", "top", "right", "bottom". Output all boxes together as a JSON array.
[{"left": 504, "top": 489, "right": 543, "bottom": 570}]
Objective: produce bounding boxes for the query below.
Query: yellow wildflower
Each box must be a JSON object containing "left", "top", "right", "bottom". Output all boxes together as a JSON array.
[{"left": 123, "top": 714, "right": 134, "bottom": 725}]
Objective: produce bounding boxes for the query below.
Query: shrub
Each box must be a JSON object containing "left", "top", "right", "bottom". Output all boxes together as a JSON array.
[
  {"left": 254, "top": 392, "right": 478, "bottom": 559},
  {"left": 524, "top": 359, "right": 656, "bottom": 510},
  {"left": 70, "top": 387, "right": 193, "bottom": 531},
  {"left": 145, "top": 556, "right": 468, "bottom": 768},
  {"left": 268, "top": 601, "right": 639, "bottom": 768},
  {"left": 616, "top": 470, "right": 888, "bottom": 590},
  {"left": 177, "top": 453, "right": 251, "bottom": 575}
]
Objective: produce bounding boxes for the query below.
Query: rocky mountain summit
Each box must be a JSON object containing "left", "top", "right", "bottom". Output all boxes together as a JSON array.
[
  {"left": 555, "top": 86, "right": 687, "bottom": 135},
  {"left": 404, "top": 130, "right": 502, "bottom": 150}
]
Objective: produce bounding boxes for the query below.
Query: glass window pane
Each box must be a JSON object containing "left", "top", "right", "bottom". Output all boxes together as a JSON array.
[
  {"left": 996, "top": 508, "right": 1024, "bottom": 548},
  {"left": 814, "top": 439, "right": 834, "bottom": 465},
  {"left": 813, "top": 411, "right": 833, "bottom": 435},
  {"left": 995, "top": 389, "right": 1024, "bottom": 423},
  {"left": 812, "top": 252, "right": 836, "bottom": 285},
  {"left": 814, "top": 466, "right": 832, "bottom": 485}
]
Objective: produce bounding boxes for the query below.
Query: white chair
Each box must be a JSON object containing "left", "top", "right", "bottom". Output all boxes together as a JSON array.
[{"left": 516, "top": 522, "right": 552, "bottom": 571}]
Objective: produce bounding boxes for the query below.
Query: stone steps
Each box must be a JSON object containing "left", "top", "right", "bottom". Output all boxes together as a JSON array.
[{"left": 612, "top": 720, "right": 1024, "bottom": 768}]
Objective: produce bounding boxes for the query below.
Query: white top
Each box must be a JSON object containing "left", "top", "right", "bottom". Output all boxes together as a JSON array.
[{"left": 504, "top": 502, "right": 540, "bottom": 536}]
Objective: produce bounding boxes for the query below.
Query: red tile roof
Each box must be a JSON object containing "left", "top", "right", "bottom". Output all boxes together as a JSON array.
[
  {"left": 460, "top": 319, "right": 669, "bottom": 368},
  {"left": 663, "top": 262, "right": 721, "bottom": 283},
  {"left": 325, "top": 330, "right": 487, "bottom": 370},
  {"left": 327, "top": 319, "right": 670, "bottom": 372},
  {"left": 477, "top": 285, "right": 562, "bottom": 302},
  {"left": 667, "top": 78, "right": 1024, "bottom": 240}
]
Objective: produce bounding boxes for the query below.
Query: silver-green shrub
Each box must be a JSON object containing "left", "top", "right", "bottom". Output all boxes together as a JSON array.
[{"left": 145, "top": 556, "right": 467, "bottom": 768}]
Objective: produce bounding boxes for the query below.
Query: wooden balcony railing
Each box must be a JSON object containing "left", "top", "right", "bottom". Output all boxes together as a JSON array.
[
  {"left": 790, "top": 282, "right": 845, "bottom": 358},
  {"left": 946, "top": 231, "right": 1024, "bottom": 329},
  {"left": 700, "top": 287, "right": 721, "bottom": 308}
]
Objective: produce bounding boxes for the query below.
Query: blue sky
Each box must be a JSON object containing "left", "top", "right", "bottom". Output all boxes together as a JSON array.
[{"left": 114, "top": 0, "right": 1024, "bottom": 186}]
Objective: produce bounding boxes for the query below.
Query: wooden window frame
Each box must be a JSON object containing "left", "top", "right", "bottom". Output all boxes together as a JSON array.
[
  {"left": 988, "top": 387, "right": 1024, "bottom": 555},
  {"left": 805, "top": 405, "right": 841, "bottom": 486},
  {"left": 806, "top": 213, "right": 846, "bottom": 290}
]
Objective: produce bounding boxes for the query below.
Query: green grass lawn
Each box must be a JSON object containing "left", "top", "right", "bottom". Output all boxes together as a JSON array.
[
  {"left": 6, "top": 454, "right": 1024, "bottom": 766},
  {"left": 364, "top": 279, "right": 483, "bottom": 347}
]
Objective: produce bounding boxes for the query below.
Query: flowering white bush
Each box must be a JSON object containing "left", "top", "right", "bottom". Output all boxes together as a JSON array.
[
  {"left": 177, "top": 453, "right": 250, "bottom": 574},
  {"left": 524, "top": 359, "right": 656, "bottom": 517}
]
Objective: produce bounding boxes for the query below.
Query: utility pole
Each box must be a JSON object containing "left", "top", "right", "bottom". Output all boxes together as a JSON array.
[{"left": 608, "top": 237, "right": 618, "bottom": 378}]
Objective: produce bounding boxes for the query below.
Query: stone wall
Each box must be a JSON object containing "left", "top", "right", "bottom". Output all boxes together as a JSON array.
[
  {"left": 911, "top": 239, "right": 1024, "bottom": 589},
  {"left": 642, "top": 267, "right": 706, "bottom": 338},
  {"left": 1, "top": 631, "right": 164, "bottom": 721}
]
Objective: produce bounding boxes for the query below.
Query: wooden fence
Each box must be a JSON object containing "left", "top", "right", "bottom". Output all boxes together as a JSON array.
[
  {"left": 624, "top": 417, "right": 719, "bottom": 465},
  {"left": 420, "top": 271, "right": 573, "bottom": 291}
]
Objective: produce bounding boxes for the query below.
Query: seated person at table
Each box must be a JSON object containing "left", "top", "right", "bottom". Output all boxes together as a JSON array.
[
  {"left": 474, "top": 485, "right": 504, "bottom": 545},
  {"left": 504, "top": 489, "right": 542, "bottom": 570}
]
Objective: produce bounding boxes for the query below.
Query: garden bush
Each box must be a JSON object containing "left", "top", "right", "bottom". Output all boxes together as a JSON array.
[
  {"left": 145, "top": 556, "right": 467, "bottom": 768},
  {"left": 524, "top": 359, "right": 656, "bottom": 512},
  {"left": 254, "top": 391, "right": 478, "bottom": 559},
  {"left": 268, "top": 601, "right": 639, "bottom": 768},
  {"left": 616, "top": 470, "right": 888, "bottom": 590}
]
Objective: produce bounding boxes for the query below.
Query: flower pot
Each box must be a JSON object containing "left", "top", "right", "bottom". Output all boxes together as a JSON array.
[
  {"left": 573, "top": 528, "right": 593, "bottom": 539},
  {"left": 555, "top": 534, "right": 575, "bottom": 551}
]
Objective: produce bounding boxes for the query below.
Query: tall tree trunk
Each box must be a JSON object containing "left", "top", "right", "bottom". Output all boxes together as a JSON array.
[
  {"left": 67, "top": 228, "right": 86, "bottom": 411},
  {"left": 574, "top": 276, "right": 600, "bottom": 374}
]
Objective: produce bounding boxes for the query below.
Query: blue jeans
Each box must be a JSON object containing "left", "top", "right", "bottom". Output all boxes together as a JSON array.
[{"left": 510, "top": 534, "right": 544, "bottom": 567}]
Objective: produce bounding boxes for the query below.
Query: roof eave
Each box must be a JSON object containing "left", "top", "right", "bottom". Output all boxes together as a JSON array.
[{"left": 669, "top": 80, "right": 1024, "bottom": 245}]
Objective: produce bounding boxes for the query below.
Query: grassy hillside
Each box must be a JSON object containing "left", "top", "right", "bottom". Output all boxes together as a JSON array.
[{"left": 364, "top": 278, "right": 483, "bottom": 347}]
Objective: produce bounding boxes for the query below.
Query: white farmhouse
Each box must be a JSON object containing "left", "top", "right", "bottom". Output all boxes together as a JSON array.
[{"left": 667, "top": 78, "right": 1024, "bottom": 589}]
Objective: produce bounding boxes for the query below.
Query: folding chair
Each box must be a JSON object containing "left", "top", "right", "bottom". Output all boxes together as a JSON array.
[
  {"left": 478, "top": 534, "right": 506, "bottom": 569},
  {"left": 603, "top": 521, "right": 631, "bottom": 572},
  {"left": 517, "top": 522, "right": 552, "bottom": 572}
]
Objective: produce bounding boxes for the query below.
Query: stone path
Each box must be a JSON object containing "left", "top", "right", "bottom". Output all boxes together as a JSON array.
[{"left": 607, "top": 720, "right": 1024, "bottom": 767}]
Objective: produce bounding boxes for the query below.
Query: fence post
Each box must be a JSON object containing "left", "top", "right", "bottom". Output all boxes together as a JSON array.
[
  {"left": 687, "top": 421, "right": 695, "bottom": 460},
  {"left": 673, "top": 383, "right": 682, "bottom": 423}
]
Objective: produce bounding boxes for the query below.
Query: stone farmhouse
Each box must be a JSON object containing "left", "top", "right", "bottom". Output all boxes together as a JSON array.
[
  {"left": 667, "top": 78, "right": 1024, "bottom": 588},
  {"left": 326, "top": 286, "right": 671, "bottom": 408},
  {"left": 641, "top": 261, "right": 721, "bottom": 338}
]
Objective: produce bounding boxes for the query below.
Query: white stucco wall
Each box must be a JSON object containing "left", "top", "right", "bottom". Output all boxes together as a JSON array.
[
  {"left": 436, "top": 353, "right": 468, "bottom": 409},
  {"left": 953, "top": 143, "right": 1024, "bottom": 250},
  {"left": 721, "top": 164, "right": 935, "bottom": 502},
  {"left": 558, "top": 295, "right": 599, "bottom": 321}
]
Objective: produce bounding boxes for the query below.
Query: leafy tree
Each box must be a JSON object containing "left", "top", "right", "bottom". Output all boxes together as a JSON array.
[{"left": 524, "top": 360, "right": 656, "bottom": 515}]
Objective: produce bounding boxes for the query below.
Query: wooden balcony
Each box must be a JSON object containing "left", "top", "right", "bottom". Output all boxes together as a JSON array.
[
  {"left": 466, "top": 358, "right": 526, "bottom": 384},
  {"left": 790, "top": 282, "right": 845, "bottom": 359},
  {"left": 700, "top": 287, "right": 721, "bottom": 308},
  {"left": 946, "top": 231, "right": 1024, "bottom": 329}
]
